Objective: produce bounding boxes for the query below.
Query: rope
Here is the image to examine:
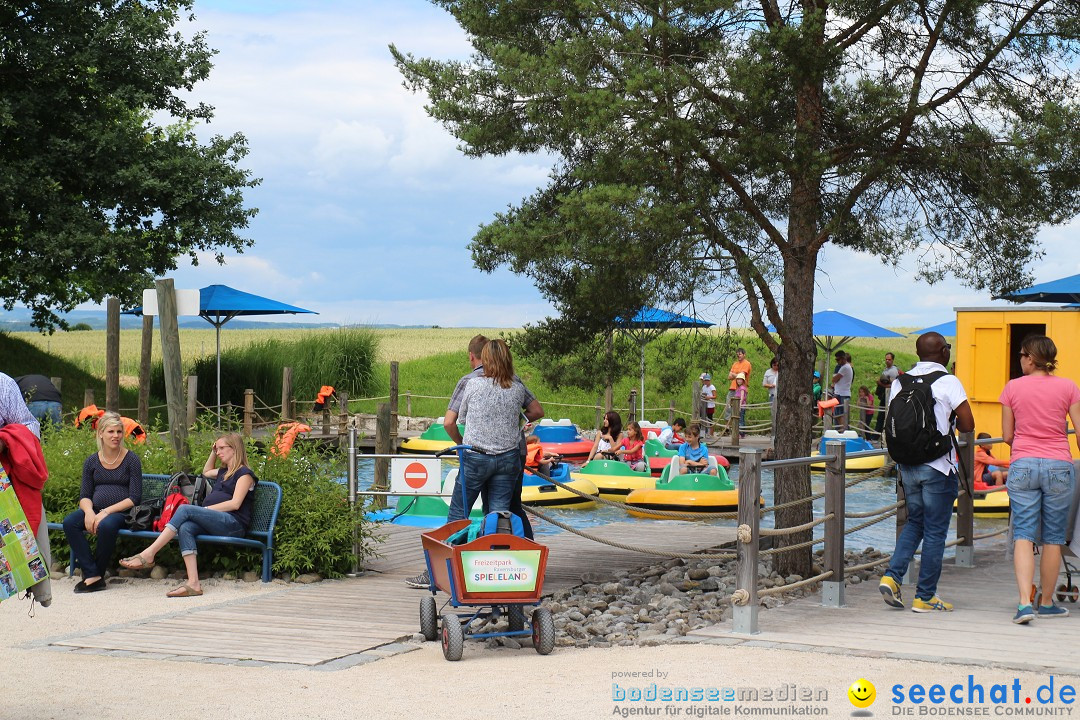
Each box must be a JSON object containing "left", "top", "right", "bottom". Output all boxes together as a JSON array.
[
  {"left": 760, "top": 513, "right": 832, "bottom": 536},
  {"left": 844, "top": 555, "right": 892, "bottom": 573},
  {"left": 758, "top": 570, "right": 834, "bottom": 596},
  {"left": 973, "top": 527, "right": 1009, "bottom": 540},
  {"left": 526, "top": 506, "right": 736, "bottom": 560},
  {"left": 845, "top": 500, "right": 904, "bottom": 519},
  {"left": 760, "top": 535, "right": 824, "bottom": 555},
  {"left": 844, "top": 508, "right": 898, "bottom": 534}
]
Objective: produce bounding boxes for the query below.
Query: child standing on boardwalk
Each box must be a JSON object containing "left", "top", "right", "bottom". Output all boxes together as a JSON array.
[{"left": 733, "top": 372, "right": 748, "bottom": 437}]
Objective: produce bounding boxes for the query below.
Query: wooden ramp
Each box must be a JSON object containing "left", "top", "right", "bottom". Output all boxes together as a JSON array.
[
  {"left": 688, "top": 556, "right": 1080, "bottom": 675},
  {"left": 50, "top": 521, "right": 734, "bottom": 667}
]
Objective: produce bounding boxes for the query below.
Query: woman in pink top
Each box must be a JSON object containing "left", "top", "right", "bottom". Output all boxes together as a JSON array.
[{"left": 999, "top": 335, "right": 1080, "bottom": 624}]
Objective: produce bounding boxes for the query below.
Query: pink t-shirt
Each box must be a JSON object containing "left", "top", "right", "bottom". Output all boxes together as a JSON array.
[{"left": 999, "top": 374, "right": 1080, "bottom": 462}]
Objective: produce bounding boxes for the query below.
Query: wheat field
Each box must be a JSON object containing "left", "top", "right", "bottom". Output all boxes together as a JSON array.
[{"left": 13, "top": 327, "right": 513, "bottom": 378}]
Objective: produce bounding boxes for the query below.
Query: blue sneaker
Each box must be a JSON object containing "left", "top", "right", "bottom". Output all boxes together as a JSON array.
[
  {"left": 1037, "top": 604, "right": 1069, "bottom": 618},
  {"left": 1013, "top": 605, "right": 1035, "bottom": 624}
]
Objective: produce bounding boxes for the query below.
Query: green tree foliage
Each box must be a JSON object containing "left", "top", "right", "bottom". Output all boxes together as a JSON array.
[
  {"left": 0, "top": 2, "right": 259, "bottom": 330},
  {"left": 393, "top": 1, "right": 1080, "bottom": 574}
]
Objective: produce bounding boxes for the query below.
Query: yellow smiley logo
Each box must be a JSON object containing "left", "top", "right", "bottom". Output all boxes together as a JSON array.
[{"left": 848, "top": 679, "right": 876, "bottom": 708}]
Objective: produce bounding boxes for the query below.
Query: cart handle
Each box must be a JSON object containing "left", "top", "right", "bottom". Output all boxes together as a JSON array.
[{"left": 435, "top": 445, "right": 471, "bottom": 458}]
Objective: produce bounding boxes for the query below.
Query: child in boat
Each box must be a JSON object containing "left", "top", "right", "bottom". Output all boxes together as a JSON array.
[
  {"left": 657, "top": 418, "right": 686, "bottom": 450},
  {"left": 733, "top": 372, "right": 748, "bottom": 436},
  {"left": 675, "top": 424, "right": 717, "bottom": 476},
  {"left": 974, "top": 432, "right": 1010, "bottom": 486},
  {"left": 524, "top": 434, "right": 560, "bottom": 476},
  {"left": 614, "top": 421, "right": 647, "bottom": 472},
  {"left": 857, "top": 386, "right": 876, "bottom": 434}
]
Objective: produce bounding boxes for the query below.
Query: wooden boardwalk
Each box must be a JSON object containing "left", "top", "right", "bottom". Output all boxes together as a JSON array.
[
  {"left": 51, "top": 520, "right": 735, "bottom": 667},
  {"left": 688, "top": 554, "right": 1080, "bottom": 675}
]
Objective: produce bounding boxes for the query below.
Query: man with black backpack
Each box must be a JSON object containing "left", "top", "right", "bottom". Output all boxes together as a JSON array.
[{"left": 879, "top": 332, "right": 974, "bottom": 613}]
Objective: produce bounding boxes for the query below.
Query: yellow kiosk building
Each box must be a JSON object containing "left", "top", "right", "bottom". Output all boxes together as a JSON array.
[{"left": 955, "top": 306, "right": 1080, "bottom": 460}]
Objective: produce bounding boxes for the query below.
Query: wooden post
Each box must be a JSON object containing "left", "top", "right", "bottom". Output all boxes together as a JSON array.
[
  {"left": 627, "top": 390, "right": 636, "bottom": 424},
  {"left": 389, "top": 361, "right": 399, "bottom": 446},
  {"left": 895, "top": 467, "right": 911, "bottom": 583},
  {"left": 321, "top": 408, "right": 331, "bottom": 436},
  {"left": 186, "top": 375, "right": 198, "bottom": 427},
  {"left": 138, "top": 314, "right": 153, "bottom": 426},
  {"left": 595, "top": 396, "right": 603, "bottom": 430},
  {"left": 243, "top": 389, "right": 255, "bottom": 436},
  {"left": 373, "top": 402, "right": 391, "bottom": 510},
  {"left": 50, "top": 377, "right": 62, "bottom": 391},
  {"left": 955, "top": 430, "right": 976, "bottom": 567},
  {"left": 280, "top": 367, "right": 293, "bottom": 421},
  {"left": 339, "top": 391, "right": 349, "bottom": 435},
  {"left": 156, "top": 279, "right": 189, "bottom": 470},
  {"left": 668, "top": 399, "right": 675, "bottom": 425},
  {"left": 733, "top": 448, "right": 761, "bottom": 634},
  {"left": 83, "top": 388, "right": 95, "bottom": 408},
  {"left": 822, "top": 441, "right": 847, "bottom": 608},
  {"left": 406, "top": 391, "right": 412, "bottom": 417},
  {"left": 728, "top": 397, "right": 740, "bottom": 448},
  {"left": 691, "top": 380, "right": 701, "bottom": 428},
  {"left": 105, "top": 297, "right": 120, "bottom": 413}
]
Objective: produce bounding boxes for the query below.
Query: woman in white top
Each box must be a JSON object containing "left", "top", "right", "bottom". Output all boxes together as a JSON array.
[{"left": 587, "top": 411, "right": 623, "bottom": 462}]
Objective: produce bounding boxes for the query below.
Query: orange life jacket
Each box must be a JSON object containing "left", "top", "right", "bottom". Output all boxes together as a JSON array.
[
  {"left": 272, "top": 422, "right": 312, "bottom": 457},
  {"left": 312, "top": 385, "right": 335, "bottom": 411},
  {"left": 122, "top": 417, "right": 146, "bottom": 444},
  {"left": 75, "top": 405, "right": 105, "bottom": 429},
  {"left": 524, "top": 443, "right": 544, "bottom": 468}
]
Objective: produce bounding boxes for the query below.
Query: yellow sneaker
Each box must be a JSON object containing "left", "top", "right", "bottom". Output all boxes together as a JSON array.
[
  {"left": 878, "top": 575, "right": 904, "bottom": 608},
  {"left": 912, "top": 595, "right": 953, "bottom": 613}
]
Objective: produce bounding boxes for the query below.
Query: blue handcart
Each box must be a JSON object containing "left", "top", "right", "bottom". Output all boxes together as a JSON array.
[{"left": 418, "top": 446, "right": 555, "bottom": 661}]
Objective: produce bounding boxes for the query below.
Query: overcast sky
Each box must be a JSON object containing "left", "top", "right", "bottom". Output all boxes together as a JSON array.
[{"left": 84, "top": 0, "right": 1080, "bottom": 328}]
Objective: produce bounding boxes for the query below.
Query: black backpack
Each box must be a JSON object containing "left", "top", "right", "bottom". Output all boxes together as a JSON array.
[
  {"left": 884, "top": 371, "right": 953, "bottom": 465},
  {"left": 165, "top": 471, "right": 210, "bottom": 507}
]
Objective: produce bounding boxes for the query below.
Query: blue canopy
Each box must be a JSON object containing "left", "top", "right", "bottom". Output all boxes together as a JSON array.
[
  {"left": 766, "top": 309, "right": 903, "bottom": 344},
  {"left": 910, "top": 320, "right": 957, "bottom": 337},
  {"left": 617, "top": 306, "right": 714, "bottom": 418},
  {"left": 128, "top": 284, "right": 316, "bottom": 419},
  {"left": 996, "top": 273, "right": 1080, "bottom": 304}
]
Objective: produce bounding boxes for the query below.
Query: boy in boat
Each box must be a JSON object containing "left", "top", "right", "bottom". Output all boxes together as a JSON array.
[
  {"left": 656, "top": 418, "right": 686, "bottom": 450},
  {"left": 674, "top": 424, "right": 718, "bottom": 476},
  {"left": 974, "top": 432, "right": 1010, "bottom": 486},
  {"left": 524, "top": 434, "right": 561, "bottom": 476}
]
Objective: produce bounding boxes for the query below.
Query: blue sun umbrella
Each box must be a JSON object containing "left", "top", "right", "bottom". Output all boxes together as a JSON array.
[
  {"left": 767, "top": 309, "right": 904, "bottom": 381},
  {"left": 996, "top": 273, "right": 1080, "bottom": 304},
  {"left": 910, "top": 320, "right": 957, "bottom": 337},
  {"left": 616, "top": 307, "right": 714, "bottom": 418},
  {"left": 128, "top": 284, "right": 317, "bottom": 417}
]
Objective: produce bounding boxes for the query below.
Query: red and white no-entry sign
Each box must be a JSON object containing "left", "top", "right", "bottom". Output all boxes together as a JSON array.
[
  {"left": 404, "top": 462, "right": 428, "bottom": 489},
  {"left": 390, "top": 457, "right": 440, "bottom": 494}
]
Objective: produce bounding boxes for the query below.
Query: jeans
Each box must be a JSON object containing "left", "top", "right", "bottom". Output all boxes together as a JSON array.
[
  {"left": 166, "top": 505, "right": 245, "bottom": 555},
  {"left": 63, "top": 508, "right": 128, "bottom": 578},
  {"left": 27, "top": 401, "right": 62, "bottom": 427},
  {"left": 885, "top": 464, "right": 958, "bottom": 601},
  {"left": 446, "top": 449, "right": 518, "bottom": 523},
  {"left": 1007, "top": 457, "right": 1075, "bottom": 545}
]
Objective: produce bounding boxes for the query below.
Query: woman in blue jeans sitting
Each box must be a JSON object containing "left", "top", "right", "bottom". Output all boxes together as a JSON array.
[
  {"left": 63, "top": 412, "right": 142, "bottom": 593},
  {"left": 120, "top": 433, "right": 257, "bottom": 597}
]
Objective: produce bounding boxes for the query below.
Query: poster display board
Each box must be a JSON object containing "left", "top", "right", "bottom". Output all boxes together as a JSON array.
[{"left": 0, "top": 469, "right": 48, "bottom": 602}]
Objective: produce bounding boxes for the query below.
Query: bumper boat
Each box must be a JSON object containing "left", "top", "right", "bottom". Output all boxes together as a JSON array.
[
  {"left": 529, "top": 419, "right": 594, "bottom": 461},
  {"left": 953, "top": 481, "right": 1010, "bottom": 517},
  {"left": 400, "top": 418, "right": 463, "bottom": 455},
  {"left": 644, "top": 439, "right": 730, "bottom": 477},
  {"left": 368, "top": 466, "right": 482, "bottom": 527},
  {"left": 809, "top": 430, "right": 886, "bottom": 472},
  {"left": 571, "top": 458, "right": 654, "bottom": 500},
  {"left": 520, "top": 463, "right": 598, "bottom": 508},
  {"left": 625, "top": 459, "right": 746, "bottom": 518}
]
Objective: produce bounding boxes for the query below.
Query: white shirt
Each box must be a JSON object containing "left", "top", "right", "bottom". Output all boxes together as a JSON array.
[
  {"left": 700, "top": 382, "right": 717, "bottom": 409},
  {"left": 888, "top": 361, "right": 968, "bottom": 475},
  {"left": 762, "top": 368, "right": 778, "bottom": 399},
  {"left": 833, "top": 364, "right": 853, "bottom": 396}
]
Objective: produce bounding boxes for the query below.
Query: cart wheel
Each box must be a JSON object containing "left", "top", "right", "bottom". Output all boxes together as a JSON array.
[
  {"left": 420, "top": 596, "right": 437, "bottom": 641},
  {"left": 1056, "top": 583, "right": 1080, "bottom": 604},
  {"left": 441, "top": 614, "right": 464, "bottom": 661},
  {"left": 531, "top": 607, "right": 555, "bottom": 656},
  {"left": 508, "top": 604, "right": 525, "bottom": 633}
]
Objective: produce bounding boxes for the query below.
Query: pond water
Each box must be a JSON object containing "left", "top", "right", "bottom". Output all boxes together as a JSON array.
[{"left": 354, "top": 458, "right": 1010, "bottom": 558}]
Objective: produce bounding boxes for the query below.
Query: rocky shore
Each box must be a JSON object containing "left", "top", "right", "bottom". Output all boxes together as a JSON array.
[{"left": 466, "top": 547, "right": 886, "bottom": 649}]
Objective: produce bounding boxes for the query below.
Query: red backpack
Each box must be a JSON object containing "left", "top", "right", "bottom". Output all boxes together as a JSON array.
[{"left": 153, "top": 492, "right": 189, "bottom": 532}]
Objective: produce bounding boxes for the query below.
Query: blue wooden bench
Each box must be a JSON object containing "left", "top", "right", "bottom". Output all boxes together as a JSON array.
[{"left": 47, "top": 473, "right": 283, "bottom": 582}]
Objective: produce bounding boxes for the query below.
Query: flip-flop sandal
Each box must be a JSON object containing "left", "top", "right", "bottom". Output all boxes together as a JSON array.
[
  {"left": 166, "top": 584, "right": 203, "bottom": 598},
  {"left": 119, "top": 556, "right": 155, "bottom": 570}
]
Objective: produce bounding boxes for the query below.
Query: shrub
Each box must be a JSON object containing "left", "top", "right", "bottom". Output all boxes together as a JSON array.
[{"left": 40, "top": 422, "right": 378, "bottom": 579}]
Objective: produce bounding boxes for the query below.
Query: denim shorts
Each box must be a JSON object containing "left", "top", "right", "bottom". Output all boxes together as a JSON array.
[{"left": 1007, "top": 457, "right": 1075, "bottom": 545}]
